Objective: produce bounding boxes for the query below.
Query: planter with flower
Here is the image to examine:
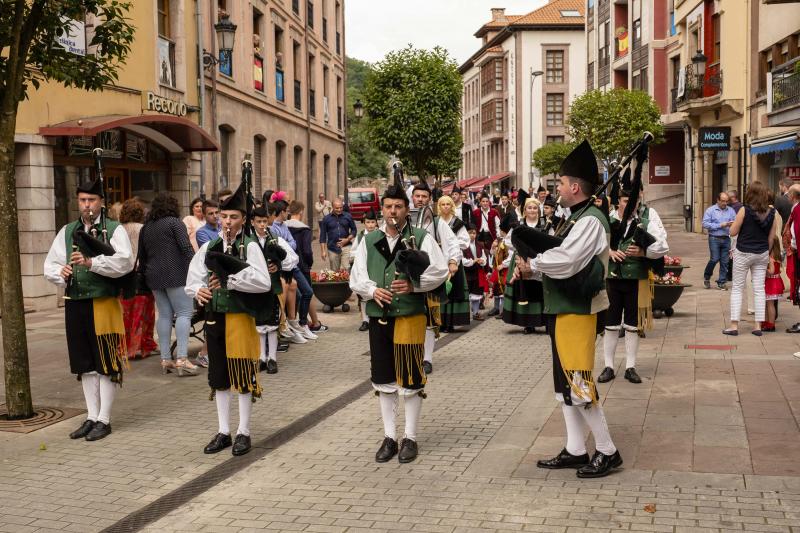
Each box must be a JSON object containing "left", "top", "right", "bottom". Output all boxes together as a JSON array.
[
  {"left": 311, "top": 269, "right": 352, "bottom": 312},
  {"left": 663, "top": 255, "right": 688, "bottom": 277},
  {"left": 652, "top": 265, "right": 691, "bottom": 318}
]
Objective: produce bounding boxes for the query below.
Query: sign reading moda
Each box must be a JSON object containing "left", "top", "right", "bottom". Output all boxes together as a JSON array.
[{"left": 699, "top": 127, "right": 731, "bottom": 151}]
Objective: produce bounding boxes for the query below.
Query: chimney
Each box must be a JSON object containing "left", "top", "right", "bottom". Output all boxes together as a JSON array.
[{"left": 490, "top": 8, "right": 506, "bottom": 22}]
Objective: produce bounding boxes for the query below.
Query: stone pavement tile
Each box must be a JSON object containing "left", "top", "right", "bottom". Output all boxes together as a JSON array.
[
  {"left": 644, "top": 413, "right": 695, "bottom": 431},
  {"left": 695, "top": 405, "right": 745, "bottom": 426},
  {"left": 740, "top": 401, "right": 794, "bottom": 420},
  {"left": 694, "top": 425, "right": 749, "bottom": 448},
  {"left": 749, "top": 434, "right": 800, "bottom": 476},
  {"left": 636, "top": 431, "right": 693, "bottom": 471},
  {"left": 692, "top": 446, "right": 753, "bottom": 474},
  {"left": 733, "top": 361, "right": 776, "bottom": 375},
  {"left": 647, "top": 395, "right": 694, "bottom": 415},
  {"left": 744, "top": 417, "right": 800, "bottom": 434}
]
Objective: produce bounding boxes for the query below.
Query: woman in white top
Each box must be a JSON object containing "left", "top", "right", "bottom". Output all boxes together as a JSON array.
[{"left": 182, "top": 197, "right": 205, "bottom": 251}]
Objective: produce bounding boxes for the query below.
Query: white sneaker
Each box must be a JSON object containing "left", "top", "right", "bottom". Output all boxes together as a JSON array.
[
  {"left": 300, "top": 325, "right": 318, "bottom": 340},
  {"left": 288, "top": 328, "right": 307, "bottom": 344}
]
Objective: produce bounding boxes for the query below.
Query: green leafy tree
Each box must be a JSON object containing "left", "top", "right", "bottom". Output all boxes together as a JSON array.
[
  {"left": 566, "top": 88, "right": 664, "bottom": 167},
  {"left": 533, "top": 141, "right": 575, "bottom": 178},
  {"left": 0, "top": 1, "right": 135, "bottom": 418},
  {"left": 346, "top": 57, "right": 388, "bottom": 180},
  {"left": 426, "top": 128, "right": 462, "bottom": 180},
  {"left": 363, "top": 46, "right": 462, "bottom": 179}
]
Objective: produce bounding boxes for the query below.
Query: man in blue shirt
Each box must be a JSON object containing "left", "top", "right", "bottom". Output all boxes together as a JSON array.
[
  {"left": 319, "top": 199, "right": 357, "bottom": 270},
  {"left": 702, "top": 192, "right": 736, "bottom": 290},
  {"left": 270, "top": 201, "right": 297, "bottom": 251},
  {"left": 195, "top": 200, "right": 220, "bottom": 248}
]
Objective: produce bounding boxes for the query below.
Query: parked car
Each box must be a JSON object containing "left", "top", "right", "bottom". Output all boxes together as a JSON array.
[{"left": 347, "top": 187, "right": 380, "bottom": 221}]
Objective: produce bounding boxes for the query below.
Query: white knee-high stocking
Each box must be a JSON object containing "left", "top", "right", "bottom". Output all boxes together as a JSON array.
[
  {"left": 562, "top": 404, "right": 588, "bottom": 456},
  {"left": 259, "top": 332, "right": 267, "bottom": 362},
  {"left": 237, "top": 392, "right": 252, "bottom": 436},
  {"left": 215, "top": 389, "right": 231, "bottom": 435},
  {"left": 578, "top": 405, "right": 617, "bottom": 456},
  {"left": 97, "top": 375, "right": 116, "bottom": 425},
  {"left": 625, "top": 330, "right": 639, "bottom": 369},
  {"left": 423, "top": 329, "right": 435, "bottom": 364},
  {"left": 603, "top": 328, "right": 620, "bottom": 369},
  {"left": 403, "top": 393, "right": 423, "bottom": 441},
  {"left": 267, "top": 331, "right": 278, "bottom": 362},
  {"left": 378, "top": 392, "right": 398, "bottom": 440},
  {"left": 80, "top": 373, "right": 100, "bottom": 422}
]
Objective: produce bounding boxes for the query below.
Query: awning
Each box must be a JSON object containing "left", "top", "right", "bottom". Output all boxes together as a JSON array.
[
  {"left": 39, "top": 114, "right": 220, "bottom": 152},
  {"left": 465, "top": 171, "right": 512, "bottom": 192},
  {"left": 750, "top": 132, "right": 798, "bottom": 155},
  {"left": 442, "top": 175, "right": 485, "bottom": 194}
]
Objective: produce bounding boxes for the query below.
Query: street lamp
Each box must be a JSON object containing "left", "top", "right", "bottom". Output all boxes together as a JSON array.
[
  {"left": 353, "top": 98, "right": 364, "bottom": 119},
  {"left": 691, "top": 50, "right": 707, "bottom": 77},
  {"left": 529, "top": 69, "right": 544, "bottom": 190}
]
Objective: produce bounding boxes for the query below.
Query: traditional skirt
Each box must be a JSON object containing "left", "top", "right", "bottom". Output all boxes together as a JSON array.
[
  {"left": 465, "top": 263, "right": 487, "bottom": 296},
  {"left": 121, "top": 294, "right": 157, "bottom": 357},
  {"left": 368, "top": 315, "right": 426, "bottom": 391},
  {"left": 502, "top": 254, "right": 544, "bottom": 328},
  {"left": 65, "top": 298, "right": 127, "bottom": 383},
  {"left": 441, "top": 263, "right": 470, "bottom": 327},
  {"left": 206, "top": 312, "right": 262, "bottom": 397},
  {"left": 546, "top": 314, "right": 599, "bottom": 406}
]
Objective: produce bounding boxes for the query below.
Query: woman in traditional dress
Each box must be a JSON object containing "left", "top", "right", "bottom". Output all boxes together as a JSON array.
[
  {"left": 502, "top": 198, "right": 546, "bottom": 334},
  {"left": 437, "top": 195, "right": 471, "bottom": 332}
]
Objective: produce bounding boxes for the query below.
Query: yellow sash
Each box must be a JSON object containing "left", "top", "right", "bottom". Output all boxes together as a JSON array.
[
  {"left": 554, "top": 313, "right": 598, "bottom": 404},
  {"left": 225, "top": 313, "right": 262, "bottom": 397},
  {"left": 92, "top": 297, "right": 128, "bottom": 381}
]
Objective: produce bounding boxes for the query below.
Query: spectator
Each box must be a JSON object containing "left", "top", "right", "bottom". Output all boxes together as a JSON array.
[
  {"left": 107, "top": 202, "right": 123, "bottom": 221},
  {"left": 785, "top": 185, "right": 800, "bottom": 333},
  {"left": 139, "top": 194, "right": 197, "bottom": 375},
  {"left": 319, "top": 199, "right": 357, "bottom": 270},
  {"left": 195, "top": 200, "right": 220, "bottom": 248},
  {"left": 496, "top": 193, "right": 513, "bottom": 219},
  {"left": 270, "top": 200, "right": 297, "bottom": 250},
  {"left": 182, "top": 197, "right": 205, "bottom": 251},
  {"left": 775, "top": 177, "right": 794, "bottom": 225},
  {"left": 537, "top": 186, "right": 548, "bottom": 204},
  {"left": 286, "top": 201, "right": 327, "bottom": 333},
  {"left": 702, "top": 192, "right": 736, "bottom": 290},
  {"left": 217, "top": 188, "right": 233, "bottom": 202},
  {"left": 727, "top": 189, "right": 743, "bottom": 213},
  {"left": 723, "top": 181, "right": 777, "bottom": 337},
  {"left": 314, "top": 193, "right": 332, "bottom": 219},
  {"left": 119, "top": 198, "right": 157, "bottom": 359}
]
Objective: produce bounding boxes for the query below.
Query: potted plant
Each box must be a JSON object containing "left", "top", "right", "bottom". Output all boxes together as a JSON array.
[
  {"left": 663, "top": 255, "right": 688, "bottom": 277},
  {"left": 652, "top": 270, "right": 691, "bottom": 318},
  {"left": 311, "top": 269, "right": 352, "bottom": 312}
]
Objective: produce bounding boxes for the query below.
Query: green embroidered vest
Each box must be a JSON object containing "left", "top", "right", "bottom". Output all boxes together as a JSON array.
[
  {"left": 542, "top": 205, "right": 610, "bottom": 315},
  {"left": 607, "top": 206, "right": 651, "bottom": 281},
  {"left": 64, "top": 219, "right": 123, "bottom": 300},
  {"left": 208, "top": 234, "right": 272, "bottom": 321},
  {"left": 364, "top": 226, "right": 429, "bottom": 318}
]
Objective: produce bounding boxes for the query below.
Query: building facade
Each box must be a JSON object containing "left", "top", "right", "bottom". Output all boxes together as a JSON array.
[
  {"left": 586, "top": 0, "right": 685, "bottom": 224},
  {"left": 458, "top": 0, "right": 586, "bottom": 194},
  {"left": 205, "top": 0, "right": 347, "bottom": 214}
]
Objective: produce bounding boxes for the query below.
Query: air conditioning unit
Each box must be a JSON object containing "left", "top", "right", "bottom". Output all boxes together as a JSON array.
[{"left": 323, "top": 96, "right": 329, "bottom": 122}]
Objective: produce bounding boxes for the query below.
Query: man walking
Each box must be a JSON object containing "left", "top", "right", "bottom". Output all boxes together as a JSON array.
[
  {"left": 320, "top": 199, "right": 357, "bottom": 270},
  {"left": 702, "top": 192, "right": 736, "bottom": 290},
  {"left": 775, "top": 178, "right": 794, "bottom": 225},
  {"left": 314, "top": 193, "right": 332, "bottom": 220}
]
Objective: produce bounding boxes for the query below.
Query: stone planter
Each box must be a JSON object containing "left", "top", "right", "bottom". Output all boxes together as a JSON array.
[
  {"left": 652, "top": 283, "right": 691, "bottom": 318},
  {"left": 312, "top": 281, "right": 352, "bottom": 312}
]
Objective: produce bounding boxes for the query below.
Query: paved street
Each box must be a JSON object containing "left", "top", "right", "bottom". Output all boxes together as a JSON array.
[{"left": 2, "top": 230, "right": 800, "bottom": 532}]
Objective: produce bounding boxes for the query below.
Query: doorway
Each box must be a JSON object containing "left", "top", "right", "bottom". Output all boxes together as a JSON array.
[{"left": 104, "top": 168, "right": 128, "bottom": 206}]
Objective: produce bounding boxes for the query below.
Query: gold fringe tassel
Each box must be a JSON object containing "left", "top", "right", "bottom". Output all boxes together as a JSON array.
[
  {"left": 562, "top": 369, "right": 598, "bottom": 405},
  {"left": 93, "top": 297, "right": 128, "bottom": 383},
  {"left": 224, "top": 313, "right": 262, "bottom": 398},
  {"left": 393, "top": 314, "right": 427, "bottom": 388},
  {"left": 637, "top": 274, "right": 654, "bottom": 332}
]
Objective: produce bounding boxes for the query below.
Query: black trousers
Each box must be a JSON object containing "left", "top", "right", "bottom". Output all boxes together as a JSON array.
[
  {"left": 606, "top": 278, "right": 639, "bottom": 329},
  {"left": 65, "top": 299, "right": 122, "bottom": 381},
  {"left": 368, "top": 317, "right": 425, "bottom": 390}
]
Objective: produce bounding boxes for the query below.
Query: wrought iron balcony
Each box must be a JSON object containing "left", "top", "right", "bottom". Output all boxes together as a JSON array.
[
  {"left": 671, "top": 87, "right": 678, "bottom": 113},
  {"left": 771, "top": 57, "right": 800, "bottom": 112},
  {"left": 675, "top": 63, "right": 722, "bottom": 105}
]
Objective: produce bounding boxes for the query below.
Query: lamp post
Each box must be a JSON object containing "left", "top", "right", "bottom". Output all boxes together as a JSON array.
[
  {"left": 202, "top": 14, "right": 237, "bottom": 198},
  {"left": 353, "top": 98, "right": 364, "bottom": 119},
  {"left": 529, "top": 69, "right": 544, "bottom": 190}
]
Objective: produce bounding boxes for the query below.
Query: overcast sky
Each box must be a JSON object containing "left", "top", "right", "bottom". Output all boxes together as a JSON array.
[{"left": 345, "top": 0, "right": 548, "bottom": 66}]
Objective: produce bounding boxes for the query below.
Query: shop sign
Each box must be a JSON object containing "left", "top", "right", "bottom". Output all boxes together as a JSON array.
[
  {"left": 698, "top": 127, "right": 731, "bottom": 151},
  {"left": 654, "top": 165, "right": 670, "bottom": 177},
  {"left": 56, "top": 17, "right": 86, "bottom": 56},
  {"left": 785, "top": 167, "right": 800, "bottom": 180},
  {"left": 144, "top": 91, "right": 188, "bottom": 116}
]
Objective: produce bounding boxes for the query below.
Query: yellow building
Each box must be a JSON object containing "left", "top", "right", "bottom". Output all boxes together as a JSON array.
[{"left": 15, "top": 2, "right": 216, "bottom": 310}]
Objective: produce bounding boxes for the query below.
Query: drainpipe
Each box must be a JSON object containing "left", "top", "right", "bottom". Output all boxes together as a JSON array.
[
  {"left": 304, "top": 16, "right": 312, "bottom": 225},
  {"left": 209, "top": 0, "right": 219, "bottom": 198},
  {"left": 196, "top": 0, "right": 207, "bottom": 199}
]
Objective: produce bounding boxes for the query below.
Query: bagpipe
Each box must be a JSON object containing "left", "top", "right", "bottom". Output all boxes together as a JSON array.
[
  {"left": 511, "top": 132, "right": 656, "bottom": 299},
  {"left": 378, "top": 216, "right": 431, "bottom": 326}
]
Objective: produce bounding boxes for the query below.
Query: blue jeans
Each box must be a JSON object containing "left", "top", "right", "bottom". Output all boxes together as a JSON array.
[
  {"left": 703, "top": 236, "right": 730, "bottom": 285},
  {"left": 292, "top": 268, "right": 313, "bottom": 326},
  {"left": 152, "top": 287, "right": 194, "bottom": 359}
]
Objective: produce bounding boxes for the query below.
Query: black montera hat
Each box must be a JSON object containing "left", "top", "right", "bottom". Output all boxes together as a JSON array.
[
  {"left": 363, "top": 208, "right": 378, "bottom": 221},
  {"left": 76, "top": 177, "right": 104, "bottom": 198},
  {"left": 559, "top": 139, "right": 600, "bottom": 185},
  {"left": 219, "top": 181, "right": 247, "bottom": 213},
  {"left": 412, "top": 180, "right": 432, "bottom": 194},
  {"left": 382, "top": 185, "right": 409, "bottom": 205}
]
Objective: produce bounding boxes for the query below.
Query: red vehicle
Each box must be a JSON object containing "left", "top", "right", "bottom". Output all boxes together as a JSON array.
[{"left": 347, "top": 187, "right": 380, "bottom": 221}]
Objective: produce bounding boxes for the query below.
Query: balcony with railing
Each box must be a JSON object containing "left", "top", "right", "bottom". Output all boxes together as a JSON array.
[
  {"left": 675, "top": 63, "right": 723, "bottom": 112},
  {"left": 768, "top": 57, "right": 800, "bottom": 127}
]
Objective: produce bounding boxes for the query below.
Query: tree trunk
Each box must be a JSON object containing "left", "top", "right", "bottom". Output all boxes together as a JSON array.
[{"left": 0, "top": 100, "right": 34, "bottom": 419}]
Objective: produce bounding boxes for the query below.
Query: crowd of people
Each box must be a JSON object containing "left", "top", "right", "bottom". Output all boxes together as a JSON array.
[{"left": 702, "top": 178, "right": 800, "bottom": 340}]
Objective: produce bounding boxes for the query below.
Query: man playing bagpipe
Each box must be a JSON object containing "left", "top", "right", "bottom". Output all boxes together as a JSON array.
[
  {"left": 186, "top": 177, "right": 271, "bottom": 457},
  {"left": 349, "top": 185, "right": 449, "bottom": 464},
  {"left": 251, "top": 205, "right": 298, "bottom": 374},
  {"left": 599, "top": 180, "right": 669, "bottom": 384},
  {"left": 411, "top": 181, "right": 464, "bottom": 374},
  {"left": 512, "top": 140, "right": 623, "bottom": 478},
  {"left": 44, "top": 165, "right": 134, "bottom": 442}
]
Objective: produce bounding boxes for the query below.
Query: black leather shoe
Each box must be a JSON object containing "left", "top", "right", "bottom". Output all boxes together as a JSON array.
[
  {"left": 375, "top": 437, "right": 398, "bottom": 462},
  {"left": 266, "top": 359, "right": 278, "bottom": 374},
  {"left": 398, "top": 438, "right": 418, "bottom": 463},
  {"left": 423, "top": 361, "right": 433, "bottom": 375},
  {"left": 232, "top": 434, "right": 251, "bottom": 456},
  {"left": 69, "top": 419, "right": 95, "bottom": 439},
  {"left": 624, "top": 367, "right": 642, "bottom": 384},
  {"left": 536, "top": 448, "right": 590, "bottom": 469},
  {"left": 359, "top": 321, "right": 369, "bottom": 331},
  {"left": 204, "top": 433, "right": 232, "bottom": 454},
  {"left": 576, "top": 450, "right": 623, "bottom": 478},
  {"left": 597, "top": 367, "right": 615, "bottom": 383},
  {"left": 787, "top": 323, "right": 800, "bottom": 333},
  {"left": 259, "top": 360, "right": 268, "bottom": 373},
  {"left": 85, "top": 422, "right": 111, "bottom": 441},
  {"left": 277, "top": 342, "right": 289, "bottom": 352}
]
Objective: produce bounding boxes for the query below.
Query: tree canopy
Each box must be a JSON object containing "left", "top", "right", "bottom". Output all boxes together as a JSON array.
[
  {"left": 363, "top": 46, "right": 462, "bottom": 179},
  {"left": 533, "top": 141, "right": 575, "bottom": 177},
  {"left": 346, "top": 56, "right": 389, "bottom": 181},
  {"left": 565, "top": 88, "right": 664, "bottom": 167}
]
